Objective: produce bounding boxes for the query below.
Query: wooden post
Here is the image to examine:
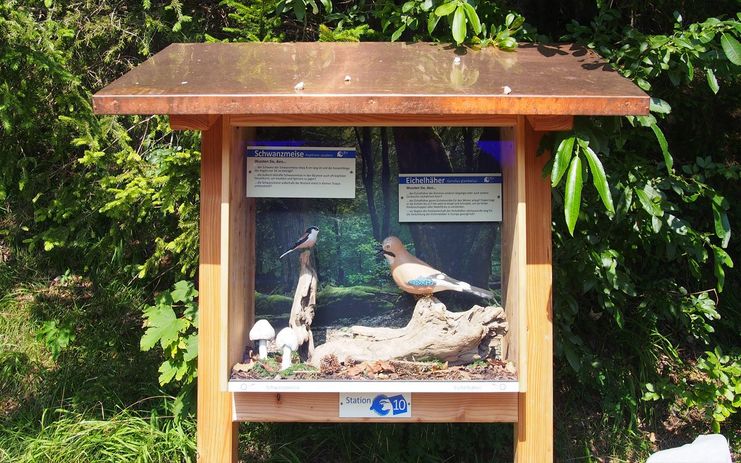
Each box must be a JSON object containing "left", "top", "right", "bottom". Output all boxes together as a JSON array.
[
  {"left": 197, "top": 116, "right": 236, "bottom": 463},
  {"left": 514, "top": 116, "right": 554, "bottom": 462},
  {"left": 198, "top": 116, "right": 256, "bottom": 463}
]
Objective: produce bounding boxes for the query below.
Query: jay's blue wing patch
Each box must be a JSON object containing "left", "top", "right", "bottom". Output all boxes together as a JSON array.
[{"left": 407, "top": 278, "right": 436, "bottom": 287}]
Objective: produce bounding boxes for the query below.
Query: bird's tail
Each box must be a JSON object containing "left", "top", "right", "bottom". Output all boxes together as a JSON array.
[
  {"left": 462, "top": 284, "right": 496, "bottom": 301},
  {"left": 278, "top": 248, "right": 294, "bottom": 259},
  {"left": 437, "top": 274, "right": 496, "bottom": 301}
]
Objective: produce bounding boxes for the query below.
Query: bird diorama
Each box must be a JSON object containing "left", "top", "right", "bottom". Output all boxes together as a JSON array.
[
  {"left": 279, "top": 226, "right": 319, "bottom": 259},
  {"left": 379, "top": 236, "right": 494, "bottom": 300}
]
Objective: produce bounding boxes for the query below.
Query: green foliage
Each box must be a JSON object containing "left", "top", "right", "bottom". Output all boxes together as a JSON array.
[
  {"left": 35, "top": 320, "right": 75, "bottom": 361},
  {"left": 141, "top": 281, "right": 198, "bottom": 390},
  {"left": 644, "top": 348, "right": 741, "bottom": 433},
  {"left": 318, "top": 23, "right": 371, "bottom": 42}
]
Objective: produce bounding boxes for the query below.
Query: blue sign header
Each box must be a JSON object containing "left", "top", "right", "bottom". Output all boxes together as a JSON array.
[
  {"left": 246, "top": 146, "right": 356, "bottom": 159},
  {"left": 399, "top": 174, "right": 502, "bottom": 185}
]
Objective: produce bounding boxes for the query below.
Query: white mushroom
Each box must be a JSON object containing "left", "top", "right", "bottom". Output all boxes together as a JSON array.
[
  {"left": 249, "top": 320, "right": 275, "bottom": 360},
  {"left": 344, "top": 74, "right": 352, "bottom": 82},
  {"left": 502, "top": 85, "right": 512, "bottom": 95},
  {"left": 294, "top": 81, "right": 305, "bottom": 91},
  {"left": 275, "top": 327, "right": 299, "bottom": 371}
]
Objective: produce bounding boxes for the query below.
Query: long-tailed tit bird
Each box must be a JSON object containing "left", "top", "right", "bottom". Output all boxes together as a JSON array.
[
  {"left": 379, "top": 236, "right": 494, "bottom": 300},
  {"left": 279, "top": 226, "right": 319, "bottom": 259}
]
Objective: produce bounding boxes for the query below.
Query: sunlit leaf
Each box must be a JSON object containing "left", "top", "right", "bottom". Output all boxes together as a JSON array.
[
  {"left": 580, "top": 142, "right": 614, "bottom": 213},
  {"left": 551, "top": 136, "right": 575, "bottom": 186},
  {"left": 427, "top": 13, "right": 441, "bottom": 34},
  {"left": 452, "top": 6, "right": 466, "bottom": 44},
  {"left": 650, "top": 123, "right": 673, "bottom": 173},
  {"left": 706, "top": 68, "right": 719, "bottom": 94},
  {"left": 720, "top": 33, "right": 741, "bottom": 65},
  {"left": 649, "top": 97, "right": 671, "bottom": 114},
  {"left": 564, "top": 155, "right": 583, "bottom": 235},
  {"left": 391, "top": 24, "right": 406, "bottom": 42},
  {"left": 434, "top": 1, "right": 457, "bottom": 17},
  {"left": 462, "top": 3, "right": 481, "bottom": 35}
]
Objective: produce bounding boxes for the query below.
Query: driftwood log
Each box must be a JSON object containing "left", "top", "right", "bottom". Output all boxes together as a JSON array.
[
  {"left": 289, "top": 250, "right": 317, "bottom": 361},
  {"left": 310, "top": 297, "right": 507, "bottom": 367}
]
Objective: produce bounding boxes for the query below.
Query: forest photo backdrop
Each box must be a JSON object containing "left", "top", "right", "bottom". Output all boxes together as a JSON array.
[{"left": 1, "top": 0, "right": 739, "bottom": 461}]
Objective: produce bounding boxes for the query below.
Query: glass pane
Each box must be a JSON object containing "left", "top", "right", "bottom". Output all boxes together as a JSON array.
[{"left": 232, "top": 126, "right": 516, "bottom": 386}]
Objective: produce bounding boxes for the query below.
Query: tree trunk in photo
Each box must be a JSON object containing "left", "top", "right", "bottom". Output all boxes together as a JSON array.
[
  {"left": 310, "top": 297, "right": 507, "bottom": 366},
  {"left": 392, "top": 127, "right": 495, "bottom": 289},
  {"left": 334, "top": 217, "right": 345, "bottom": 285},
  {"left": 463, "top": 127, "right": 474, "bottom": 171},
  {"left": 356, "top": 127, "right": 381, "bottom": 241},
  {"left": 380, "top": 127, "right": 392, "bottom": 239},
  {"left": 289, "top": 250, "right": 317, "bottom": 362}
]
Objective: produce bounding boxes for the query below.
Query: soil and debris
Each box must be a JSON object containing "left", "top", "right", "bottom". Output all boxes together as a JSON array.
[{"left": 231, "top": 354, "right": 516, "bottom": 382}]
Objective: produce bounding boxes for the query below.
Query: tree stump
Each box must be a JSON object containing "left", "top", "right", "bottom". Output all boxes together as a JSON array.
[
  {"left": 310, "top": 297, "right": 507, "bottom": 367},
  {"left": 289, "top": 250, "right": 317, "bottom": 361}
]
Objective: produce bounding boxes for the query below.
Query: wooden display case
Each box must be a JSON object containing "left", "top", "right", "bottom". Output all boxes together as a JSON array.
[{"left": 93, "top": 41, "right": 648, "bottom": 463}]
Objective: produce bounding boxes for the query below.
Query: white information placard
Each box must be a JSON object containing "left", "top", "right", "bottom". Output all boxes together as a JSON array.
[
  {"left": 339, "top": 393, "right": 412, "bottom": 418},
  {"left": 399, "top": 174, "right": 502, "bottom": 222},
  {"left": 246, "top": 146, "right": 356, "bottom": 198}
]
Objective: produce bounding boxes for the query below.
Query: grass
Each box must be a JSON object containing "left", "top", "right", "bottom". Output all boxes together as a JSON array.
[
  {"left": 0, "top": 250, "right": 193, "bottom": 463},
  {"left": 0, "top": 408, "right": 195, "bottom": 463}
]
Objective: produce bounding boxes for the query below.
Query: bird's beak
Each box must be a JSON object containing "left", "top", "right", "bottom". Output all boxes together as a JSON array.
[{"left": 376, "top": 248, "right": 395, "bottom": 258}]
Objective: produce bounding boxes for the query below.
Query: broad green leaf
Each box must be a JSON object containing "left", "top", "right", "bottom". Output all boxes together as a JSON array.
[
  {"left": 391, "top": 24, "right": 406, "bottom": 42},
  {"left": 319, "top": 0, "right": 332, "bottom": 13},
  {"left": 183, "top": 334, "right": 199, "bottom": 362},
  {"left": 562, "top": 341, "right": 581, "bottom": 372},
  {"left": 402, "top": 1, "right": 415, "bottom": 13},
  {"left": 462, "top": 3, "right": 481, "bottom": 35},
  {"left": 141, "top": 305, "right": 190, "bottom": 351},
  {"left": 292, "top": 0, "right": 306, "bottom": 20},
  {"left": 307, "top": 0, "right": 318, "bottom": 14},
  {"left": 720, "top": 33, "right": 741, "bottom": 65},
  {"left": 158, "top": 360, "right": 178, "bottom": 385},
  {"left": 564, "top": 155, "right": 583, "bottom": 236},
  {"left": 505, "top": 13, "right": 515, "bottom": 27},
  {"left": 421, "top": 0, "right": 433, "bottom": 11},
  {"left": 171, "top": 280, "right": 197, "bottom": 303},
  {"left": 711, "top": 200, "right": 731, "bottom": 248},
  {"left": 650, "top": 123, "right": 673, "bottom": 172},
  {"left": 434, "top": 1, "right": 457, "bottom": 17},
  {"left": 427, "top": 13, "right": 441, "bottom": 34},
  {"left": 452, "top": 7, "right": 466, "bottom": 44},
  {"left": 635, "top": 187, "right": 663, "bottom": 217},
  {"left": 649, "top": 97, "right": 671, "bottom": 114},
  {"left": 499, "top": 37, "right": 517, "bottom": 50},
  {"left": 706, "top": 68, "right": 719, "bottom": 94},
  {"left": 580, "top": 143, "right": 614, "bottom": 213},
  {"left": 712, "top": 246, "right": 733, "bottom": 292},
  {"left": 551, "top": 136, "right": 575, "bottom": 186}
]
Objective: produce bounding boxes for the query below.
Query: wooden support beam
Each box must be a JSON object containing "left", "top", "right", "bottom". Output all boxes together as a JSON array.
[
  {"left": 170, "top": 114, "right": 219, "bottom": 131},
  {"left": 514, "top": 116, "right": 554, "bottom": 463},
  {"left": 230, "top": 113, "right": 519, "bottom": 127},
  {"left": 500, "top": 126, "right": 528, "bottom": 393},
  {"left": 526, "top": 115, "right": 573, "bottom": 132},
  {"left": 233, "top": 393, "right": 519, "bottom": 423},
  {"left": 197, "top": 116, "right": 238, "bottom": 463},
  {"left": 220, "top": 121, "right": 255, "bottom": 391}
]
